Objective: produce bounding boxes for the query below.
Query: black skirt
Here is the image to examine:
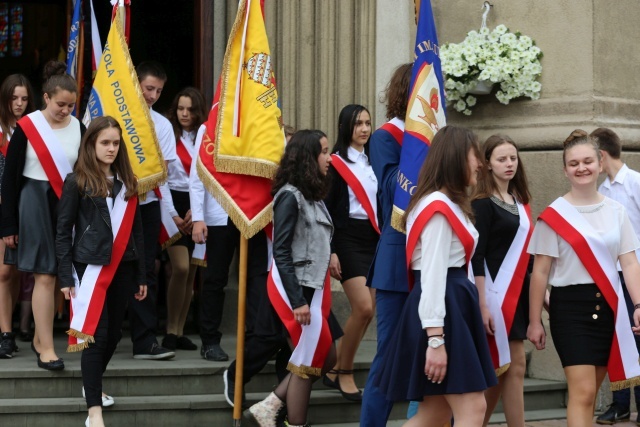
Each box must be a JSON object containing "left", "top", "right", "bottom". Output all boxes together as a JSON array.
[
  {"left": 509, "top": 274, "right": 530, "bottom": 341},
  {"left": 4, "top": 178, "right": 59, "bottom": 274},
  {"left": 373, "top": 268, "right": 497, "bottom": 400},
  {"left": 333, "top": 218, "right": 379, "bottom": 282},
  {"left": 169, "top": 189, "right": 194, "bottom": 250},
  {"left": 549, "top": 283, "right": 614, "bottom": 367}
]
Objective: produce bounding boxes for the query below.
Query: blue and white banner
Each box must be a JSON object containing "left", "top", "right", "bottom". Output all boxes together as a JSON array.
[
  {"left": 391, "top": 0, "right": 447, "bottom": 230},
  {"left": 66, "top": 0, "right": 82, "bottom": 79}
]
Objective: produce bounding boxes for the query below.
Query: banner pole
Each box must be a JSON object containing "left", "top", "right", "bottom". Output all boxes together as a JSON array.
[{"left": 233, "top": 235, "right": 249, "bottom": 424}]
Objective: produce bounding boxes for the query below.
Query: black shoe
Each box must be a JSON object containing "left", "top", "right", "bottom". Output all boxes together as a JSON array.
[
  {"left": 30, "top": 341, "right": 39, "bottom": 357},
  {"left": 133, "top": 343, "right": 175, "bottom": 360},
  {"left": 596, "top": 404, "right": 630, "bottom": 424},
  {"left": 335, "top": 369, "right": 363, "bottom": 402},
  {"left": 223, "top": 369, "right": 246, "bottom": 408},
  {"left": 0, "top": 333, "right": 14, "bottom": 359},
  {"left": 201, "top": 343, "right": 229, "bottom": 361},
  {"left": 18, "top": 331, "right": 33, "bottom": 342},
  {"left": 161, "top": 334, "right": 177, "bottom": 351},
  {"left": 322, "top": 369, "right": 340, "bottom": 390},
  {"left": 176, "top": 336, "right": 197, "bottom": 351},
  {"left": 37, "top": 355, "right": 64, "bottom": 371}
]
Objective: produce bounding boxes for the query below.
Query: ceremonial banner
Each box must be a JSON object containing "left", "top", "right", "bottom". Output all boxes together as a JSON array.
[
  {"left": 65, "top": 0, "right": 82, "bottom": 79},
  {"left": 391, "top": 0, "right": 447, "bottom": 231},
  {"left": 84, "top": 8, "right": 166, "bottom": 194},
  {"left": 210, "top": 0, "right": 285, "bottom": 179},
  {"left": 197, "top": 79, "right": 273, "bottom": 238}
]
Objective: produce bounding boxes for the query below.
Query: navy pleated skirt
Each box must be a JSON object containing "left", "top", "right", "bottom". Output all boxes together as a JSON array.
[{"left": 373, "top": 268, "right": 497, "bottom": 401}]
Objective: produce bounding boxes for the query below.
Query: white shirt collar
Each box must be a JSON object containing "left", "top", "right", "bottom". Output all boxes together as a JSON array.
[
  {"left": 604, "top": 163, "right": 629, "bottom": 188},
  {"left": 347, "top": 145, "right": 367, "bottom": 163}
]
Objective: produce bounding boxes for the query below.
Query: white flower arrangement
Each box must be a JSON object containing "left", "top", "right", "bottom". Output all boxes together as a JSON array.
[{"left": 440, "top": 24, "right": 543, "bottom": 115}]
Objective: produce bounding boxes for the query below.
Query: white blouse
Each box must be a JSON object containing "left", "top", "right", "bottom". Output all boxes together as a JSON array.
[
  {"left": 24, "top": 117, "right": 81, "bottom": 181},
  {"left": 527, "top": 197, "right": 640, "bottom": 287},
  {"left": 344, "top": 146, "right": 378, "bottom": 220},
  {"left": 408, "top": 198, "right": 478, "bottom": 328},
  {"left": 167, "top": 129, "right": 196, "bottom": 192}
]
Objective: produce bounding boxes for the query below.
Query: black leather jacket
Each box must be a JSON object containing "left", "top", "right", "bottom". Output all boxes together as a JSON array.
[{"left": 56, "top": 173, "right": 145, "bottom": 288}]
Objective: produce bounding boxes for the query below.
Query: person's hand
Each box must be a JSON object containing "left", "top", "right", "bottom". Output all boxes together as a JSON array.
[
  {"left": 633, "top": 308, "right": 640, "bottom": 335},
  {"left": 3, "top": 235, "right": 18, "bottom": 248},
  {"left": 173, "top": 216, "right": 188, "bottom": 235},
  {"left": 61, "top": 287, "right": 75, "bottom": 300},
  {"left": 543, "top": 289, "right": 551, "bottom": 313},
  {"left": 329, "top": 253, "right": 342, "bottom": 280},
  {"left": 527, "top": 322, "right": 546, "bottom": 350},
  {"left": 192, "top": 221, "right": 207, "bottom": 244},
  {"left": 135, "top": 285, "right": 147, "bottom": 301},
  {"left": 293, "top": 304, "right": 311, "bottom": 325},
  {"left": 425, "top": 345, "right": 447, "bottom": 384},
  {"left": 183, "top": 210, "right": 193, "bottom": 234},
  {"left": 480, "top": 304, "right": 495, "bottom": 335}
]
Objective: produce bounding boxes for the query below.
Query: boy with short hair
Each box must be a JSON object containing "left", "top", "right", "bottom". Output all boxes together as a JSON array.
[{"left": 129, "top": 60, "right": 177, "bottom": 360}]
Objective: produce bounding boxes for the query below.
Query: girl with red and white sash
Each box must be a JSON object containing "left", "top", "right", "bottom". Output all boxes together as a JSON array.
[
  {"left": 56, "top": 116, "right": 145, "bottom": 427},
  {"left": 471, "top": 135, "right": 533, "bottom": 427},
  {"left": 245, "top": 130, "right": 342, "bottom": 427},
  {"left": 1, "top": 61, "right": 85, "bottom": 370},
  {"left": 374, "top": 126, "right": 497, "bottom": 427},
  {"left": 527, "top": 130, "right": 640, "bottom": 427},
  {"left": 161, "top": 87, "right": 208, "bottom": 352},
  {"left": 0, "top": 74, "right": 35, "bottom": 359},
  {"left": 323, "top": 104, "right": 378, "bottom": 401}
]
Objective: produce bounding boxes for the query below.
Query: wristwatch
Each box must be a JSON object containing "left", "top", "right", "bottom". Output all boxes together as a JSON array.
[{"left": 428, "top": 337, "right": 445, "bottom": 349}]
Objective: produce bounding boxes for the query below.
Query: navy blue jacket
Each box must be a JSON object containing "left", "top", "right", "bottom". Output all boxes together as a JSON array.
[{"left": 367, "top": 121, "right": 409, "bottom": 293}]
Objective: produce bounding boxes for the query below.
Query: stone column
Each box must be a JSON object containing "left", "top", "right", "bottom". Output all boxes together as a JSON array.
[{"left": 433, "top": 0, "right": 640, "bottom": 215}]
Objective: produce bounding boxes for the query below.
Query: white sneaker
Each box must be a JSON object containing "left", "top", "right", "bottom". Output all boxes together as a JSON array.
[{"left": 82, "top": 387, "right": 115, "bottom": 407}]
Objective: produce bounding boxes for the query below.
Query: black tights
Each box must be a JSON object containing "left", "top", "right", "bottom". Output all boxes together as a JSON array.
[
  {"left": 273, "top": 343, "right": 337, "bottom": 425},
  {"left": 79, "top": 261, "right": 136, "bottom": 408}
]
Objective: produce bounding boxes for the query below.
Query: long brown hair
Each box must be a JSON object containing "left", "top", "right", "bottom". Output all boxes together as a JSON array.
[
  {"left": 167, "top": 87, "right": 208, "bottom": 139},
  {"left": 402, "top": 125, "right": 481, "bottom": 229},
  {"left": 75, "top": 116, "right": 138, "bottom": 200},
  {"left": 472, "top": 134, "right": 531, "bottom": 205},
  {"left": 0, "top": 74, "right": 35, "bottom": 147},
  {"left": 381, "top": 63, "right": 412, "bottom": 121}
]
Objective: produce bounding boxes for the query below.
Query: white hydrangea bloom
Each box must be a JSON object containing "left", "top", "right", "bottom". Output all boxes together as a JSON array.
[{"left": 440, "top": 24, "right": 543, "bottom": 114}]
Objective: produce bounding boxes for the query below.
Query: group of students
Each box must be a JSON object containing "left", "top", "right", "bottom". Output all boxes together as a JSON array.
[
  {"left": 245, "top": 62, "right": 640, "bottom": 427},
  {"left": 0, "top": 60, "right": 245, "bottom": 427},
  {"left": 2, "top": 56, "right": 640, "bottom": 427}
]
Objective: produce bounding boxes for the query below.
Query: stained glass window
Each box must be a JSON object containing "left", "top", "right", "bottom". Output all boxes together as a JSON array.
[
  {"left": 0, "top": 3, "right": 22, "bottom": 58},
  {"left": 0, "top": 4, "right": 8, "bottom": 58},
  {"left": 9, "top": 4, "right": 21, "bottom": 57}
]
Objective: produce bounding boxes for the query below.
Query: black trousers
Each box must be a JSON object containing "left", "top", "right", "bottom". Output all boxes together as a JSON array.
[
  {"left": 81, "top": 261, "right": 136, "bottom": 408},
  {"left": 199, "top": 221, "right": 268, "bottom": 345},
  {"left": 128, "top": 201, "right": 161, "bottom": 354}
]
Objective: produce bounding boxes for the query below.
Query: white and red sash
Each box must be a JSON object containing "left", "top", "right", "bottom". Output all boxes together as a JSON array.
[
  {"left": 380, "top": 117, "right": 404, "bottom": 146},
  {"left": 267, "top": 259, "right": 332, "bottom": 379},
  {"left": 484, "top": 202, "right": 532, "bottom": 375},
  {"left": 539, "top": 197, "right": 640, "bottom": 390},
  {"left": 19, "top": 111, "right": 73, "bottom": 198},
  {"left": 330, "top": 154, "right": 380, "bottom": 234},
  {"left": 67, "top": 185, "right": 138, "bottom": 351},
  {"left": 191, "top": 243, "right": 207, "bottom": 267},
  {"left": 154, "top": 187, "right": 181, "bottom": 249},
  {"left": 0, "top": 131, "right": 8, "bottom": 157},
  {"left": 176, "top": 137, "right": 194, "bottom": 177},
  {"left": 406, "top": 192, "right": 477, "bottom": 291}
]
